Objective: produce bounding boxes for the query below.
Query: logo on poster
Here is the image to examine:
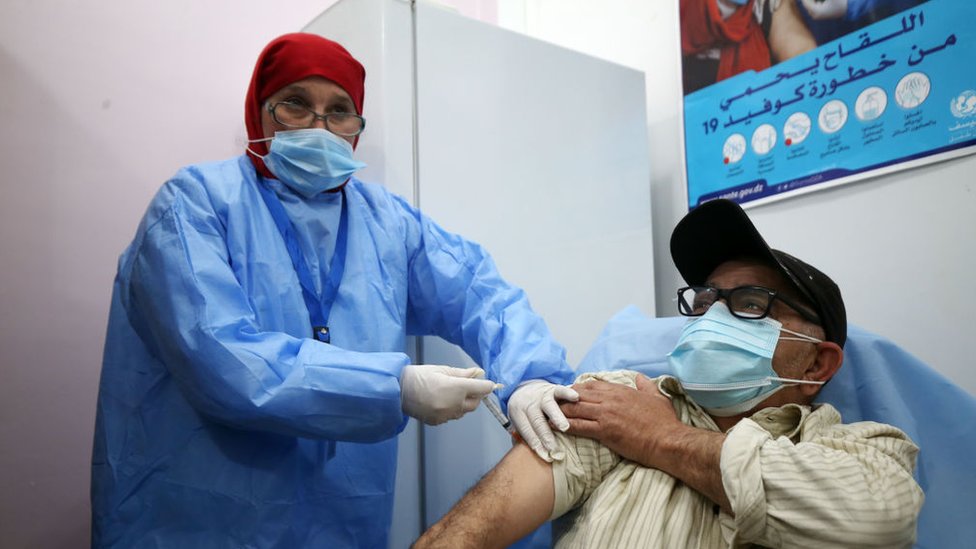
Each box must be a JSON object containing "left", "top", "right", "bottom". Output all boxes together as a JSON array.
[{"left": 950, "top": 90, "right": 976, "bottom": 118}]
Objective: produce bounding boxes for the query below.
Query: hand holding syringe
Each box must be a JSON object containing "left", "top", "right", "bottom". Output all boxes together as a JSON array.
[{"left": 482, "top": 384, "right": 516, "bottom": 434}]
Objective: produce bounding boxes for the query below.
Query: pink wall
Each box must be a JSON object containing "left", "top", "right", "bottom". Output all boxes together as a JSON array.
[
  {"left": 445, "top": 0, "right": 499, "bottom": 23},
  {"left": 0, "top": 1, "right": 339, "bottom": 546}
]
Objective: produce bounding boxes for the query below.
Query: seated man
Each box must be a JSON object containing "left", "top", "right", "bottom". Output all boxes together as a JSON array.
[{"left": 413, "top": 199, "right": 923, "bottom": 549}]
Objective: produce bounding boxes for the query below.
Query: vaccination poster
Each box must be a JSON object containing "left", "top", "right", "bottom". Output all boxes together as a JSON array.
[{"left": 680, "top": 0, "right": 976, "bottom": 208}]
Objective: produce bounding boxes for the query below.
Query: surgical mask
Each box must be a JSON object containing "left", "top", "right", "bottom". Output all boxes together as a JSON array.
[
  {"left": 668, "top": 302, "right": 824, "bottom": 417},
  {"left": 248, "top": 129, "right": 366, "bottom": 198}
]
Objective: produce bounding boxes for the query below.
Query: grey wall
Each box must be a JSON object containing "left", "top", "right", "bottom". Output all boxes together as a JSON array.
[{"left": 739, "top": 159, "right": 975, "bottom": 396}]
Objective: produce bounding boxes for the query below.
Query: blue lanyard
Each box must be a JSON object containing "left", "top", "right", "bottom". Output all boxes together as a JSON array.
[{"left": 256, "top": 181, "right": 348, "bottom": 344}]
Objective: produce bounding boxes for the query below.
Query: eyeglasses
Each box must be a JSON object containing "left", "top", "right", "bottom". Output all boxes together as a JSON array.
[
  {"left": 677, "top": 285, "right": 821, "bottom": 324},
  {"left": 266, "top": 101, "right": 366, "bottom": 136}
]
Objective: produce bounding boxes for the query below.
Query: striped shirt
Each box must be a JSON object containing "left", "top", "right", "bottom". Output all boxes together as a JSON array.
[{"left": 550, "top": 371, "right": 923, "bottom": 548}]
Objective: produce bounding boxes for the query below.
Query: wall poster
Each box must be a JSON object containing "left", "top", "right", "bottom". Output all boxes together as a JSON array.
[{"left": 680, "top": 0, "right": 976, "bottom": 208}]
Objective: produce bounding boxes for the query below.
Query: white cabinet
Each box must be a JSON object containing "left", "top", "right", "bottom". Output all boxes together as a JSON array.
[{"left": 304, "top": 2, "right": 653, "bottom": 546}]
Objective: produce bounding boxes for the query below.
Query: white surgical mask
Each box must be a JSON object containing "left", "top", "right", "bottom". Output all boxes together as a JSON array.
[
  {"left": 668, "top": 302, "right": 824, "bottom": 417},
  {"left": 248, "top": 129, "right": 366, "bottom": 198}
]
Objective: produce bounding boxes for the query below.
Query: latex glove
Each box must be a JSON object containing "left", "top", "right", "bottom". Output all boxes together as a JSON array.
[
  {"left": 508, "top": 380, "right": 579, "bottom": 462},
  {"left": 400, "top": 365, "right": 497, "bottom": 425},
  {"left": 801, "top": 0, "right": 847, "bottom": 20}
]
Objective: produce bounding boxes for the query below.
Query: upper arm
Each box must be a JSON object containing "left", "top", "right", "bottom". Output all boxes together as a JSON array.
[
  {"left": 767, "top": 0, "right": 818, "bottom": 62},
  {"left": 414, "top": 443, "right": 555, "bottom": 549}
]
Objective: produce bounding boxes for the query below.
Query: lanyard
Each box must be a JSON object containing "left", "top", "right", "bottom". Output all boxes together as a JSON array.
[{"left": 256, "top": 182, "right": 348, "bottom": 344}]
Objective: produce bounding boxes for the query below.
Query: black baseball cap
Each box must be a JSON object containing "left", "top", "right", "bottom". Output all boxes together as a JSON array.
[{"left": 670, "top": 199, "right": 847, "bottom": 347}]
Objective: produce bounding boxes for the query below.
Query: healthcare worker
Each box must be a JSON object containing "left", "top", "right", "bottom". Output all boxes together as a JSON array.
[{"left": 91, "top": 33, "right": 576, "bottom": 548}]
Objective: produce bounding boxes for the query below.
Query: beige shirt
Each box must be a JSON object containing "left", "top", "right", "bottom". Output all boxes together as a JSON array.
[{"left": 550, "top": 371, "right": 923, "bottom": 548}]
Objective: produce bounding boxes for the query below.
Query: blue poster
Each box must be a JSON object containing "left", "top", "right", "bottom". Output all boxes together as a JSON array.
[{"left": 682, "top": 0, "right": 976, "bottom": 208}]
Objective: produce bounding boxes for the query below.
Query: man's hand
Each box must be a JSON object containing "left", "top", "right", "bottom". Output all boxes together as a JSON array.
[
  {"left": 559, "top": 374, "right": 682, "bottom": 467},
  {"left": 561, "top": 374, "right": 731, "bottom": 512},
  {"left": 508, "top": 380, "right": 579, "bottom": 463},
  {"left": 400, "top": 365, "right": 497, "bottom": 425}
]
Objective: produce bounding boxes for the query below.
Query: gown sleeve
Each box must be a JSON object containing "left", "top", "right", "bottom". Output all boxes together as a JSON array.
[
  {"left": 123, "top": 177, "right": 410, "bottom": 442},
  {"left": 393, "top": 194, "right": 574, "bottom": 402}
]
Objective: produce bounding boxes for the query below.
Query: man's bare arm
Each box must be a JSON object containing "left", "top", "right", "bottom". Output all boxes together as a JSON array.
[
  {"left": 768, "top": 0, "right": 818, "bottom": 62},
  {"left": 561, "top": 375, "right": 732, "bottom": 512},
  {"left": 412, "top": 443, "right": 555, "bottom": 549},
  {"left": 655, "top": 421, "right": 730, "bottom": 512}
]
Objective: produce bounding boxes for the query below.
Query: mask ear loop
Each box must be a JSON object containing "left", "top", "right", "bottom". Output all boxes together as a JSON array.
[
  {"left": 767, "top": 376, "right": 825, "bottom": 386},
  {"left": 246, "top": 136, "right": 273, "bottom": 160},
  {"left": 777, "top": 327, "right": 829, "bottom": 389},
  {"left": 248, "top": 100, "right": 279, "bottom": 158},
  {"left": 779, "top": 326, "right": 823, "bottom": 344}
]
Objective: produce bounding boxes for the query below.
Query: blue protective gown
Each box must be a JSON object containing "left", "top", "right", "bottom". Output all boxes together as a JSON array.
[{"left": 91, "top": 155, "right": 573, "bottom": 548}]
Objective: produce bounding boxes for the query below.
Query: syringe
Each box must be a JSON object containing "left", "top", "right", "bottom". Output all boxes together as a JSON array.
[{"left": 482, "top": 390, "right": 516, "bottom": 434}]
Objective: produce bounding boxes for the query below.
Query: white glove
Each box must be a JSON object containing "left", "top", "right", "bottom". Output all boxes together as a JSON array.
[
  {"left": 508, "top": 380, "right": 579, "bottom": 463},
  {"left": 801, "top": 0, "right": 847, "bottom": 20},
  {"left": 400, "top": 365, "right": 497, "bottom": 426}
]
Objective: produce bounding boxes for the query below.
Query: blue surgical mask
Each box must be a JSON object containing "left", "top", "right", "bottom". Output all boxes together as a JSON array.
[
  {"left": 668, "top": 302, "right": 824, "bottom": 417},
  {"left": 248, "top": 129, "right": 366, "bottom": 198}
]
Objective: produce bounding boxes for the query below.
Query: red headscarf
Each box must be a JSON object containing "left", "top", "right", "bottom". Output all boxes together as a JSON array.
[{"left": 244, "top": 33, "right": 366, "bottom": 178}]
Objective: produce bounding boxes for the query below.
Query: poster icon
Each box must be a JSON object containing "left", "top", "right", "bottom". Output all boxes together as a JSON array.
[
  {"left": 784, "top": 112, "right": 812, "bottom": 145},
  {"left": 751, "top": 124, "right": 777, "bottom": 155},
  {"left": 723, "top": 133, "right": 746, "bottom": 164},
  {"left": 818, "top": 100, "right": 849, "bottom": 134},
  {"left": 895, "top": 72, "right": 931, "bottom": 109},
  {"left": 855, "top": 87, "right": 888, "bottom": 121}
]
